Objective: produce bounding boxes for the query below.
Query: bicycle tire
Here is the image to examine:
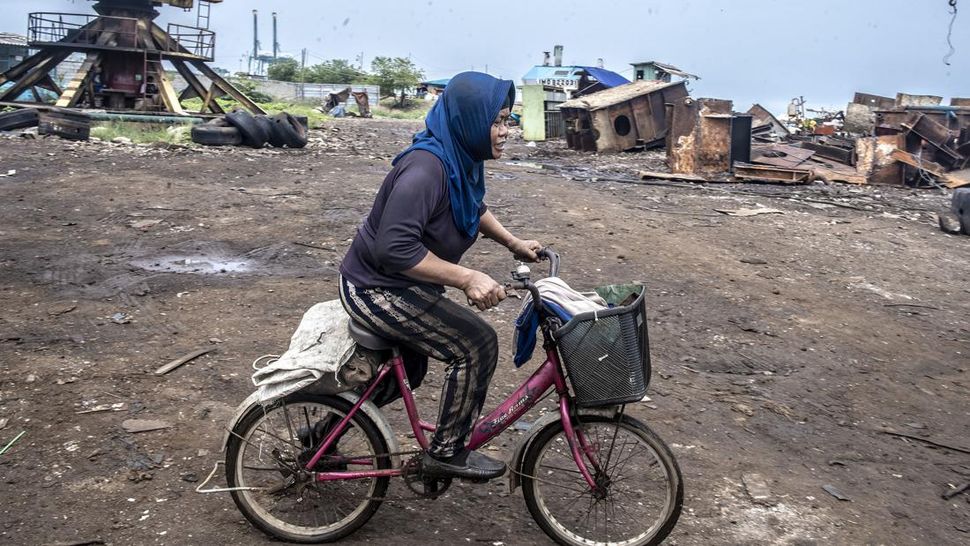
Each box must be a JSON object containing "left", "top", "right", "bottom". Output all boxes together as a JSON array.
[
  {"left": 521, "top": 414, "right": 683, "bottom": 546},
  {"left": 226, "top": 393, "right": 390, "bottom": 543}
]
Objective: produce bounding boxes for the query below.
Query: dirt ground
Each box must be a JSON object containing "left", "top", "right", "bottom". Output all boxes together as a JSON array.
[{"left": 1, "top": 118, "right": 968, "bottom": 546}]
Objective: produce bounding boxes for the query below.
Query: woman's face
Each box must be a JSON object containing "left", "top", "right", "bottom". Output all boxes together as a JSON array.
[{"left": 490, "top": 108, "right": 511, "bottom": 159}]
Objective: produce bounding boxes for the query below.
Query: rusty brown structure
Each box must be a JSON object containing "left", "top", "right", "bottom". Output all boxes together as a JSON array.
[
  {"left": 558, "top": 80, "right": 689, "bottom": 153},
  {"left": 0, "top": 0, "right": 265, "bottom": 116},
  {"left": 666, "top": 97, "right": 752, "bottom": 176}
]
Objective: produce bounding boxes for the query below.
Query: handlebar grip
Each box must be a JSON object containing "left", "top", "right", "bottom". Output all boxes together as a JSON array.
[{"left": 537, "top": 248, "right": 560, "bottom": 277}]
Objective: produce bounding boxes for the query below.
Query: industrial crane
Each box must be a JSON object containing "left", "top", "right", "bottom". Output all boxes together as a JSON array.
[{"left": 0, "top": 0, "right": 265, "bottom": 115}]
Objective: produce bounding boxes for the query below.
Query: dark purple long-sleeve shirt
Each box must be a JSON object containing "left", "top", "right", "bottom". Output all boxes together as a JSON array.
[{"left": 339, "top": 150, "right": 486, "bottom": 291}]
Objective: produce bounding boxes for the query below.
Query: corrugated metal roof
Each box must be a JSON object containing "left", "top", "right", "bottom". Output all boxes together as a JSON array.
[
  {"left": 576, "top": 67, "right": 629, "bottom": 88},
  {"left": 559, "top": 80, "right": 684, "bottom": 111},
  {"left": 0, "top": 33, "right": 28, "bottom": 47},
  {"left": 421, "top": 78, "right": 450, "bottom": 88}
]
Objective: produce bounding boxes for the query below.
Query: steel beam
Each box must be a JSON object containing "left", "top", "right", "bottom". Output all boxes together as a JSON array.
[
  {"left": 190, "top": 60, "right": 266, "bottom": 115},
  {"left": 56, "top": 52, "right": 102, "bottom": 107},
  {"left": 0, "top": 51, "right": 71, "bottom": 102}
]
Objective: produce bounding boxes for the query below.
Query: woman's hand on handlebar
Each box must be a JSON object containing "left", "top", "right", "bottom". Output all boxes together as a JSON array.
[
  {"left": 508, "top": 238, "right": 542, "bottom": 262},
  {"left": 462, "top": 270, "right": 507, "bottom": 311}
]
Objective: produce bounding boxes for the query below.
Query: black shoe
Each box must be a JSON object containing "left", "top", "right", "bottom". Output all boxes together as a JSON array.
[{"left": 422, "top": 450, "right": 507, "bottom": 481}]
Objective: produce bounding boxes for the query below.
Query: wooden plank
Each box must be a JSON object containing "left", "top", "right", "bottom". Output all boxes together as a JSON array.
[
  {"left": 639, "top": 170, "right": 709, "bottom": 182},
  {"left": 156, "top": 66, "right": 186, "bottom": 114},
  {"left": 154, "top": 348, "right": 214, "bottom": 375},
  {"left": 56, "top": 52, "right": 101, "bottom": 108}
]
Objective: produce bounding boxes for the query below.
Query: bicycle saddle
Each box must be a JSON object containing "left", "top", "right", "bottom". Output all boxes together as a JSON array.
[{"left": 348, "top": 319, "right": 396, "bottom": 351}]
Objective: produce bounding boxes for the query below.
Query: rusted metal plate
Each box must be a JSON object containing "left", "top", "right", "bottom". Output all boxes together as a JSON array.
[
  {"left": 853, "top": 92, "right": 895, "bottom": 109},
  {"left": 733, "top": 163, "right": 810, "bottom": 184},
  {"left": 751, "top": 144, "right": 815, "bottom": 169},
  {"left": 901, "top": 113, "right": 963, "bottom": 164},
  {"left": 799, "top": 140, "right": 854, "bottom": 165}
]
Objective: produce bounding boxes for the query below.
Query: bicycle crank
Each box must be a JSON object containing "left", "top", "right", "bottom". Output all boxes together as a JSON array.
[{"left": 402, "top": 455, "right": 452, "bottom": 499}]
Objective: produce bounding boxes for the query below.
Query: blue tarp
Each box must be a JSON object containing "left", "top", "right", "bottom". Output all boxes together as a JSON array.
[{"left": 577, "top": 66, "right": 629, "bottom": 88}]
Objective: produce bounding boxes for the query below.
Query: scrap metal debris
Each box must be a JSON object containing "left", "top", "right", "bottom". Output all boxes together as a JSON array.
[
  {"left": 822, "top": 484, "right": 851, "bottom": 501},
  {"left": 121, "top": 419, "right": 173, "bottom": 433},
  {"left": 154, "top": 348, "right": 214, "bottom": 375}
]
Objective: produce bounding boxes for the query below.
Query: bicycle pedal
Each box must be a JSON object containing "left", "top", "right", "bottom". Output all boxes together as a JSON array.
[{"left": 459, "top": 477, "right": 491, "bottom": 485}]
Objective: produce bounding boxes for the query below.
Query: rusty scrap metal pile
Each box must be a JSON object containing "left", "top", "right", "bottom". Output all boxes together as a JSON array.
[{"left": 560, "top": 82, "right": 970, "bottom": 234}]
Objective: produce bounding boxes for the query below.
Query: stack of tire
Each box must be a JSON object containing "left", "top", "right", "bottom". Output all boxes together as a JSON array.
[{"left": 191, "top": 110, "right": 309, "bottom": 149}]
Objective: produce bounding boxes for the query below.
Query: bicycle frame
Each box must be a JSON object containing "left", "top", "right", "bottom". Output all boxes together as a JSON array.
[{"left": 305, "top": 346, "right": 602, "bottom": 490}]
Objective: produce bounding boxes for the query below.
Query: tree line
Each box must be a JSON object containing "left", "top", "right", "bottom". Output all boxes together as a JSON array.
[{"left": 267, "top": 56, "right": 425, "bottom": 106}]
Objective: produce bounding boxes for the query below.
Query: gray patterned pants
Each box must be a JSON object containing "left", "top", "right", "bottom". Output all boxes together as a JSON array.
[{"left": 339, "top": 276, "right": 499, "bottom": 458}]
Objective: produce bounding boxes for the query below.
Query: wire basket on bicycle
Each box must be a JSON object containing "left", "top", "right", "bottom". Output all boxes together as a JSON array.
[{"left": 553, "top": 284, "right": 650, "bottom": 408}]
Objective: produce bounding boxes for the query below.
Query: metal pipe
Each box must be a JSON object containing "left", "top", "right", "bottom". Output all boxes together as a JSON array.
[
  {"left": 252, "top": 9, "right": 258, "bottom": 63},
  {"left": 86, "top": 112, "right": 204, "bottom": 124},
  {"left": 272, "top": 12, "right": 279, "bottom": 59},
  {"left": 553, "top": 45, "right": 563, "bottom": 67}
]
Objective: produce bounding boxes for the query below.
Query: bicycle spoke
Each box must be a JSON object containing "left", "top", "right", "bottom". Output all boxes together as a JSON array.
[{"left": 525, "top": 418, "right": 681, "bottom": 545}]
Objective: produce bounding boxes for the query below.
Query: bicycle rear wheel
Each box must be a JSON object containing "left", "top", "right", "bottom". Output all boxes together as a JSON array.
[
  {"left": 521, "top": 414, "right": 683, "bottom": 546},
  {"left": 225, "top": 393, "right": 390, "bottom": 543}
]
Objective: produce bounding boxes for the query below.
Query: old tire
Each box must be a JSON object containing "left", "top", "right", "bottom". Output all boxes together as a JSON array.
[
  {"left": 225, "top": 393, "right": 390, "bottom": 543},
  {"left": 225, "top": 109, "right": 268, "bottom": 148},
  {"left": 270, "top": 112, "right": 308, "bottom": 149},
  {"left": 205, "top": 116, "right": 231, "bottom": 127},
  {"left": 0, "top": 108, "right": 40, "bottom": 131},
  {"left": 191, "top": 124, "right": 243, "bottom": 146}
]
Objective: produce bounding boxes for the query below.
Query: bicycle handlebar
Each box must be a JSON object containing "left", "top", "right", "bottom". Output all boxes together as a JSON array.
[{"left": 537, "top": 247, "right": 560, "bottom": 277}]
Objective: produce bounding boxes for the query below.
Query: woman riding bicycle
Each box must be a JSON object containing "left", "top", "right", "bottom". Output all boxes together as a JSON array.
[{"left": 338, "top": 72, "right": 542, "bottom": 481}]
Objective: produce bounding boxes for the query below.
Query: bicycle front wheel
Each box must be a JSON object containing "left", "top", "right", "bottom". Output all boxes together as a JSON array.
[
  {"left": 521, "top": 413, "right": 683, "bottom": 546},
  {"left": 225, "top": 393, "right": 390, "bottom": 543}
]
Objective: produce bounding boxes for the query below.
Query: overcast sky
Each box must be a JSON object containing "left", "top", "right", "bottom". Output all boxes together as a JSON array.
[{"left": 4, "top": 0, "right": 967, "bottom": 113}]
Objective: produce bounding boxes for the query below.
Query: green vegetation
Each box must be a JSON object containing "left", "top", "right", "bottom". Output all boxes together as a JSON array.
[
  {"left": 372, "top": 97, "right": 432, "bottom": 120},
  {"left": 90, "top": 121, "right": 191, "bottom": 144},
  {"left": 267, "top": 58, "right": 368, "bottom": 85},
  {"left": 369, "top": 57, "right": 425, "bottom": 106},
  {"left": 263, "top": 56, "right": 426, "bottom": 106}
]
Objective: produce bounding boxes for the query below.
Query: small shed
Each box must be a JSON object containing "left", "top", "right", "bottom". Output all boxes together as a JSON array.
[
  {"left": 559, "top": 80, "right": 689, "bottom": 153},
  {"left": 0, "top": 33, "right": 28, "bottom": 74},
  {"left": 630, "top": 61, "right": 699, "bottom": 83}
]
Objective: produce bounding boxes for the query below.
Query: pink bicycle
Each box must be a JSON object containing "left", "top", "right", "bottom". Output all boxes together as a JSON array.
[{"left": 224, "top": 250, "right": 683, "bottom": 545}]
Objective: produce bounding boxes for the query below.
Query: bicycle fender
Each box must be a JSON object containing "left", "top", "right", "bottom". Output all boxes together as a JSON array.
[
  {"left": 507, "top": 406, "right": 621, "bottom": 493},
  {"left": 220, "top": 391, "right": 402, "bottom": 469},
  {"left": 222, "top": 391, "right": 262, "bottom": 452}
]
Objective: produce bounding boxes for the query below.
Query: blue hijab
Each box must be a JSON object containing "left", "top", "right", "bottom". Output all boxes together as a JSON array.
[{"left": 393, "top": 72, "right": 515, "bottom": 238}]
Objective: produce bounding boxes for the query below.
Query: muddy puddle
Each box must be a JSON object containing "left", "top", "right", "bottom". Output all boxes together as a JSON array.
[{"left": 129, "top": 254, "right": 252, "bottom": 275}]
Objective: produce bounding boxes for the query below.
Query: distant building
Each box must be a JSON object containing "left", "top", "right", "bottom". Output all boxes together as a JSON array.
[
  {"left": 630, "top": 61, "right": 699, "bottom": 83},
  {"left": 520, "top": 46, "right": 629, "bottom": 141},
  {"left": 418, "top": 78, "right": 449, "bottom": 100},
  {"left": 0, "top": 33, "right": 28, "bottom": 73}
]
